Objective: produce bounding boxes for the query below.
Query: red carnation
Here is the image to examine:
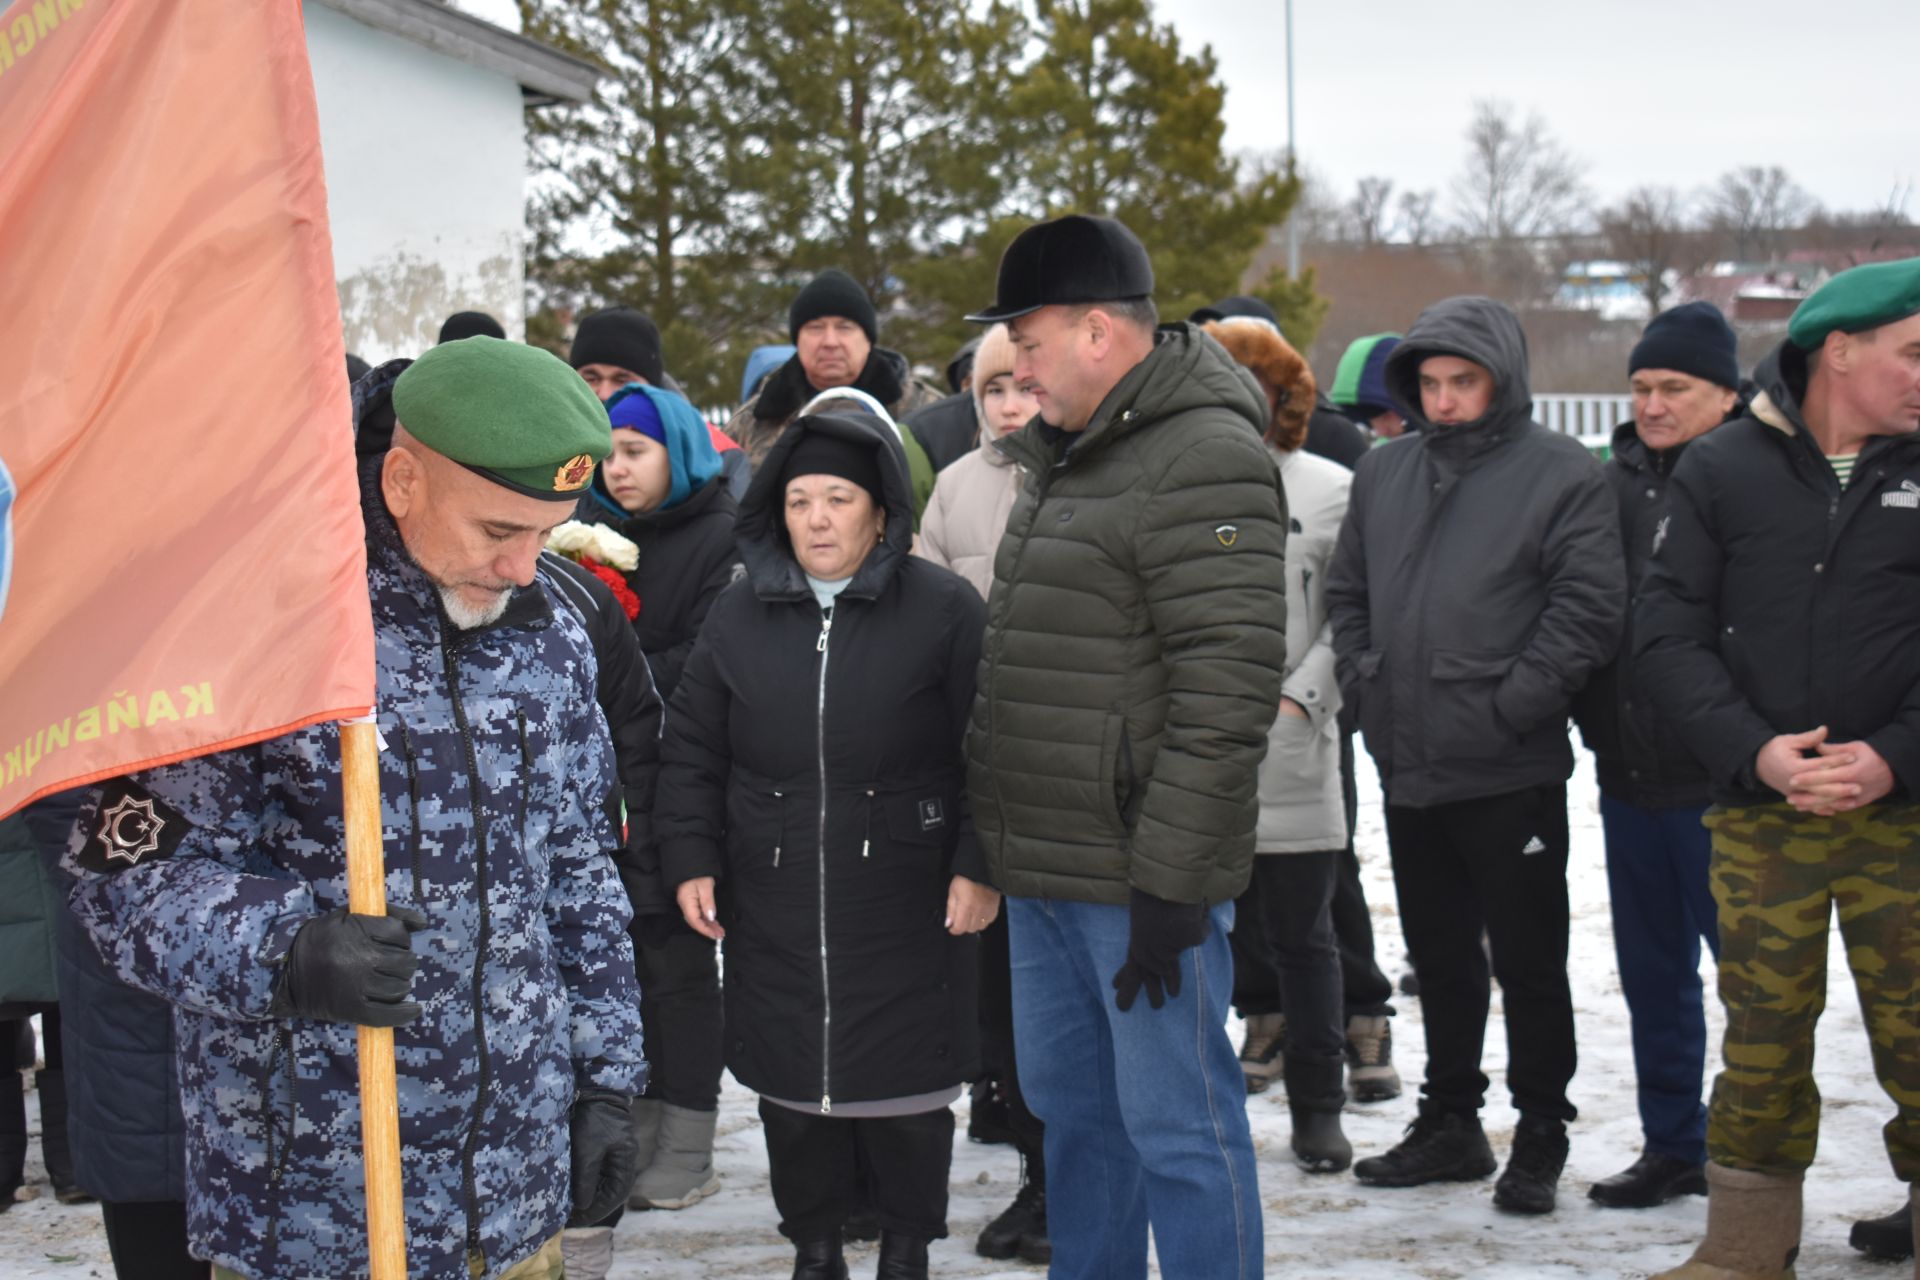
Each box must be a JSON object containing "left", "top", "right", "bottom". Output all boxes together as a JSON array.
[{"left": 582, "top": 560, "right": 641, "bottom": 621}]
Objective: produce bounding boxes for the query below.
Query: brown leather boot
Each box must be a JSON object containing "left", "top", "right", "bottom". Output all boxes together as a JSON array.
[{"left": 1650, "top": 1163, "right": 1801, "bottom": 1279}]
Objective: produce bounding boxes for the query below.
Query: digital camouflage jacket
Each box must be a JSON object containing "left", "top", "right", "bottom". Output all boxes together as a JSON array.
[{"left": 61, "top": 389, "right": 645, "bottom": 1280}]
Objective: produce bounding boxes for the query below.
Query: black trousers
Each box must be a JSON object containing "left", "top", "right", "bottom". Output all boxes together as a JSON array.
[
  {"left": 631, "top": 919, "right": 724, "bottom": 1111},
  {"left": 976, "top": 912, "right": 1045, "bottom": 1156},
  {"left": 1335, "top": 730, "right": 1396, "bottom": 1017},
  {"left": 100, "top": 1200, "right": 209, "bottom": 1280},
  {"left": 1385, "top": 783, "right": 1577, "bottom": 1124},
  {"left": 759, "top": 1099, "right": 953, "bottom": 1244},
  {"left": 1227, "top": 852, "right": 1346, "bottom": 1062}
]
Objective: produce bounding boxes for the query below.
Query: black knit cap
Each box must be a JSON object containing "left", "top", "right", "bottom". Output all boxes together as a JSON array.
[
  {"left": 1189, "top": 295, "right": 1280, "bottom": 331},
  {"left": 570, "top": 306, "right": 666, "bottom": 387},
  {"left": 1629, "top": 301, "right": 1740, "bottom": 390},
  {"left": 438, "top": 310, "right": 506, "bottom": 344},
  {"left": 967, "top": 214, "right": 1155, "bottom": 323},
  {"left": 780, "top": 422, "right": 884, "bottom": 506},
  {"left": 789, "top": 269, "right": 878, "bottom": 344}
]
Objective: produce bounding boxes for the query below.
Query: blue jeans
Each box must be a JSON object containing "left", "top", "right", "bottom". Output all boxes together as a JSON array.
[
  {"left": 1008, "top": 896, "right": 1261, "bottom": 1280},
  {"left": 1599, "top": 793, "right": 1719, "bottom": 1163}
]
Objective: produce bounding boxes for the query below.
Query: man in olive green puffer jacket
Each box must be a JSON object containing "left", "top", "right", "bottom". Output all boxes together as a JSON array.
[{"left": 964, "top": 214, "right": 1288, "bottom": 1280}]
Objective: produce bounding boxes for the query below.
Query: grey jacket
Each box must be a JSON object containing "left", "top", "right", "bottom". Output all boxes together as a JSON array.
[{"left": 1326, "top": 297, "right": 1625, "bottom": 809}]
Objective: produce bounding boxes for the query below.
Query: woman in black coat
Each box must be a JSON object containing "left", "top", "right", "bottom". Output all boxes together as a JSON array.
[{"left": 659, "top": 411, "right": 996, "bottom": 1280}]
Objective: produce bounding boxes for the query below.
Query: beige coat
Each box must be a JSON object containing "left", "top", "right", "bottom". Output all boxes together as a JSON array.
[
  {"left": 1257, "top": 447, "right": 1351, "bottom": 853},
  {"left": 915, "top": 434, "right": 1023, "bottom": 600}
]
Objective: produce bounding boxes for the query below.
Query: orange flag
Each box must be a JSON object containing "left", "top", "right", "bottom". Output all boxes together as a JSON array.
[{"left": 0, "top": 0, "right": 375, "bottom": 818}]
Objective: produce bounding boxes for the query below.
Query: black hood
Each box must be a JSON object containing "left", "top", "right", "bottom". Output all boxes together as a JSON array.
[
  {"left": 734, "top": 411, "right": 916, "bottom": 603},
  {"left": 1385, "top": 296, "right": 1533, "bottom": 438}
]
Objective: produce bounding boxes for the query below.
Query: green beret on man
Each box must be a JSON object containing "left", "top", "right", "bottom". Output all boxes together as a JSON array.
[
  {"left": 392, "top": 336, "right": 612, "bottom": 500},
  {"left": 1788, "top": 255, "right": 1920, "bottom": 350}
]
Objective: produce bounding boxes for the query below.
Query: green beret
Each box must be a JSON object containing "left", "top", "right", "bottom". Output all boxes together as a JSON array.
[
  {"left": 391, "top": 336, "right": 612, "bottom": 500},
  {"left": 1788, "top": 256, "right": 1920, "bottom": 350}
]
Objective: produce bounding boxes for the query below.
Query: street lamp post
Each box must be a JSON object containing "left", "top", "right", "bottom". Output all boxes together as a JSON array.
[{"left": 1285, "top": 0, "right": 1299, "bottom": 277}]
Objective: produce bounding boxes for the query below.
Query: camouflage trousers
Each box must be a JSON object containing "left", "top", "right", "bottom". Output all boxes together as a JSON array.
[
  {"left": 1703, "top": 803, "right": 1919, "bottom": 1179},
  {"left": 212, "top": 1232, "right": 564, "bottom": 1280}
]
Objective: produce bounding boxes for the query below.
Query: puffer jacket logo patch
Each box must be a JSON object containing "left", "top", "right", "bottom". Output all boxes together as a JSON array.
[
  {"left": 1883, "top": 480, "right": 1920, "bottom": 510},
  {"left": 919, "top": 798, "right": 946, "bottom": 831},
  {"left": 1216, "top": 523, "right": 1239, "bottom": 547}
]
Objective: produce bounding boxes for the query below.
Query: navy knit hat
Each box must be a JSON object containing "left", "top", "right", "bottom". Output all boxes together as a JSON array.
[
  {"left": 1629, "top": 302, "right": 1739, "bottom": 390},
  {"left": 789, "top": 270, "right": 878, "bottom": 344}
]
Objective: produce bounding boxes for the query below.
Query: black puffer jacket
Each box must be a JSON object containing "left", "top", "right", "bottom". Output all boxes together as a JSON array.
[
  {"left": 1327, "top": 297, "right": 1625, "bottom": 809},
  {"left": 1572, "top": 421, "right": 1716, "bottom": 808},
  {"left": 657, "top": 412, "right": 986, "bottom": 1108},
  {"left": 577, "top": 473, "right": 741, "bottom": 702},
  {"left": 1636, "top": 341, "right": 1920, "bottom": 805}
]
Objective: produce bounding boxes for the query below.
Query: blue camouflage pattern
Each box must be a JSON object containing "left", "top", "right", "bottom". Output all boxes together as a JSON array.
[{"left": 61, "top": 416, "right": 644, "bottom": 1279}]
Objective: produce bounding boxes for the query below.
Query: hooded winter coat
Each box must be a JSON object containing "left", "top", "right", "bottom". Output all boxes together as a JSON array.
[
  {"left": 657, "top": 412, "right": 986, "bottom": 1110},
  {"left": 967, "top": 324, "right": 1290, "bottom": 908},
  {"left": 1635, "top": 341, "right": 1920, "bottom": 805},
  {"left": 1571, "top": 419, "right": 1722, "bottom": 808},
  {"left": 1257, "top": 447, "right": 1352, "bottom": 852},
  {"left": 579, "top": 386, "right": 742, "bottom": 702},
  {"left": 915, "top": 407, "right": 1024, "bottom": 602},
  {"left": 1326, "top": 297, "right": 1625, "bottom": 810},
  {"left": 60, "top": 382, "right": 645, "bottom": 1280}
]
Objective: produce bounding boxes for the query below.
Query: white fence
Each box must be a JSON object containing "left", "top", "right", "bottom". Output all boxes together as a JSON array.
[{"left": 1536, "top": 394, "right": 1631, "bottom": 446}]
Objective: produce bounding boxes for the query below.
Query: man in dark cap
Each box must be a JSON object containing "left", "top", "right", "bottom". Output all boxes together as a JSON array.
[
  {"left": 61, "top": 337, "right": 646, "bottom": 1280},
  {"left": 1638, "top": 256, "right": 1920, "bottom": 1280},
  {"left": 1329, "top": 296, "right": 1625, "bottom": 1216},
  {"left": 724, "top": 268, "right": 941, "bottom": 468},
  {"left": 902, "top": 337, "right": 989, "bottom": 473},
  {"left": 438, "top": 309, "right": 507, "bottom": 344},
  {"left": 965, "top": 213, "right": 1288, "bottom": 1278},
  {"left": 1573, "top": 301, "right": 1741, "bottom": 1212}
]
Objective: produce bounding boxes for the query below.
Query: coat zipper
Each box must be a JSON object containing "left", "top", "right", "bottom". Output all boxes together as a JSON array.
[
  {"left": 772, "top": 790, "right": 785, "bottom": 867},
  {"left": 815, "top": 602, "right": 834, "bottom": 1113},
  {"left": 441, "top": 637, "right": 494, "bottom": 1270}
]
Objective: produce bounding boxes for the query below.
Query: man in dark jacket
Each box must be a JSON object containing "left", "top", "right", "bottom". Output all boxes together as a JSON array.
[
  {"left": 62, "top": 338, "right": 646, "bottom": 1280},
  {"left": 1572, "top": 302, "right": 1741, "bottom": 1211},
  {"left": 901, "top": 337, "right": 987, "bottom": 472},
  {"left": 1328, "top": 295, "right": 1625, "bottom": 1214},
  {"left": 967, "top": 215, "right": 1288, "bottom": 1279},
  {"left": 1637, "top": 258, "right": 1920, "bottom": 1280},
  {"left": 725, "top": 270, "right": 942, "bottom": 468}
]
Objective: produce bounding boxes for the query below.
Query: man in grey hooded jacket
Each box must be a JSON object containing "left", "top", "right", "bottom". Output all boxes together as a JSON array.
[{"left": 1327, "top": 296, "right": 1624, "bottom": 1215}]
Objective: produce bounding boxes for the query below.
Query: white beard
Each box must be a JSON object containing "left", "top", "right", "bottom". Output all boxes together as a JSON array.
[{"left": 438, "top": 584, "right": 510, "bottom": 631}]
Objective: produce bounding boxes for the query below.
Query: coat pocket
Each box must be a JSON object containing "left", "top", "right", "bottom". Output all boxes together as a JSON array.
[
  {"left": 724, "top": 787, "right": 790, "bottom": 870},
  {"left": 1096, "top": 710, "right": 1138, "bottom": 835},
  {"left": 1427, "top": 648, "right": 1518, "bottom": 759}
]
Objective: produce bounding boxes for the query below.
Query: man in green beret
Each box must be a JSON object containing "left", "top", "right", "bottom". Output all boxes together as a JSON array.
[
  {"left": 1635, "top": 255, "right": 1920, "bottom": 1279},
  {"left": 61, "top": 335, "right": 646, "bottom": 1280}
]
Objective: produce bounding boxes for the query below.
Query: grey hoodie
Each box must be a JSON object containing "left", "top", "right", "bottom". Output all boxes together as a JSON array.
[{"left": 1325, "top": 297, "right": 1624, "bottom": 809}]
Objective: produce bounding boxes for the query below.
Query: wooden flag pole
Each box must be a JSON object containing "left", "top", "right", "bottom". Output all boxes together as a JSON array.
[{"left": 340, "top": 719, "right": 408, "bottom": 1280}]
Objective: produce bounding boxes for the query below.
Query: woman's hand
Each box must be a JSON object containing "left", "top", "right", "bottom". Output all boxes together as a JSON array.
[
  {"left": 946, "top": 876, "right": 1002, "bottom": 937},
  {"left": 676, "top": 877, "right": 725, "bottom": 941}
]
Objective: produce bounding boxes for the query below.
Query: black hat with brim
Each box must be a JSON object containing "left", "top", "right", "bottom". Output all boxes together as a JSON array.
[{"left": 966, "top": 214, "right": 1155, "bottom": 324}]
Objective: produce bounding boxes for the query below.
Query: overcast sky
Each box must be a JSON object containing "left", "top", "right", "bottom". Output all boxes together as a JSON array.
[
  {"left": 458, "top": 0, "right": 1914, "bottom": 221},
  {"left": 1156, "top": 0, "right": 1916, "bottom": 219}
]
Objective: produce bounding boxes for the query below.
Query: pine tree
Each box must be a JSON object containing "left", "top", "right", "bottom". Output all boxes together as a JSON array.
[{"left": 519, "top": 0, "right": 773, "bottom": 408}]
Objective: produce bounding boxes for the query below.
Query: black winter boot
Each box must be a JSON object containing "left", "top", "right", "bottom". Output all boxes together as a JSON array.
[
  {"left": 1492, "top": 1114, "right": 1569, "bottom": 1215},
  {"left": 790, "top": 1236, "right": 849, "bottom": 1280},
  {"left": 875, "top": 1232, "right": 930, "bottom": 1280},
  {"left": 1353, "top": 1102, "right": 1496, "bottom": 1187},
  {"left": 976, "top": 1150, "right": 1050, "bottom": 1264},
  {"left": 967, "top": 1077, "right": 1015, "bottom": 1145},
  {"left": 1587, "top": 1149, "right": 1707, "bottom": 1209},
  {"left": 1847, "top": 1199, "right": 1914, "bottom": 1262},
  {"left": 34, "top": 1070, "right": 91, "bottom": 1204},
  {"left": 1284, "top": 1055, "right": 1352, "bottom": 1173}
]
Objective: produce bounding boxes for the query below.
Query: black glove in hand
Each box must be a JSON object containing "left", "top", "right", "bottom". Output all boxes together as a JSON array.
[
  {"left": 1111, "top": 888, "right": 1211, "bottom": 1012},
  {"left": 567, "top": 1088, "right": 641, "bottom": 1227},
  {"left": 270, "top": 906, "right": 428, "bottom": 1027}
]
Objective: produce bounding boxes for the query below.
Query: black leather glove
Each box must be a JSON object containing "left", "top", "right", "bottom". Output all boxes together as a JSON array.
[
  {"left": 1111, "top": 888, "right": 1212, "bottom": 1012},
  {"left": 269, "top": 906, "right": 428, "bottom": 1027},
  {"left": 567, "top": 1087, "right": 641, "bottom": 1227}
]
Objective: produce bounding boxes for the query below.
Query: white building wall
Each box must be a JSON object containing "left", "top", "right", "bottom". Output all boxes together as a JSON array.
[{"left": 304, "top": 2, "right": 528, "bottom": 361}]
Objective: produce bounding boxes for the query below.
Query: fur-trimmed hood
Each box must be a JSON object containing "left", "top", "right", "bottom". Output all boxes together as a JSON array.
[{"left": 1202, "top": 317, "right": 1315, "bottom": 452}]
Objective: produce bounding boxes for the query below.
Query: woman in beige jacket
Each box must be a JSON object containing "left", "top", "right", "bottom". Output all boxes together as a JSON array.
[
  {"left": 1205, "top": 316, "right": 1357, "bottom": 1176},
  {"left": 916, "top": 324, "right": 1033, "bottom": 600}
]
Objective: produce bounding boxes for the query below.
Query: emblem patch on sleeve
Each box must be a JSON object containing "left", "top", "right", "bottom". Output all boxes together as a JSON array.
[
  {"left": 1215, "top": 524, "right": 1239, "bottom": 548},
  {"left": 918, "top": 798, "right": 946, "bottom": 832},
  {"left": 79, "top": 778, "right": 187, "bottom": 873}
]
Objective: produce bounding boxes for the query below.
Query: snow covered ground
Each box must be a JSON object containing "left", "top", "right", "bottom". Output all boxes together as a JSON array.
[{"left": 1, "top": 751, "right": 1905, "bottom": 1278}]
